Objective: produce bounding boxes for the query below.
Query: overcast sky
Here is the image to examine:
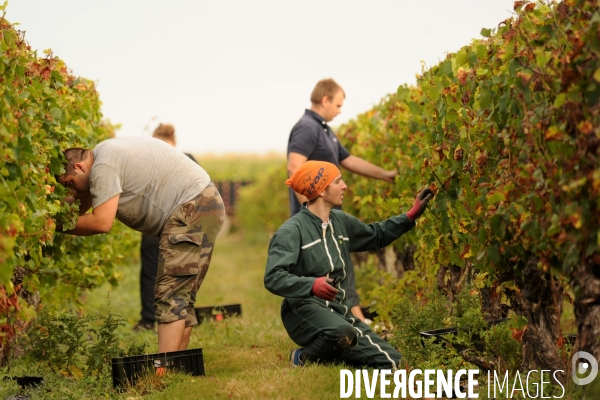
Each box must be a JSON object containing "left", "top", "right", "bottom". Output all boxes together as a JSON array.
[{"left": 9, "top": 1, "right": 515, "bottom": 154}]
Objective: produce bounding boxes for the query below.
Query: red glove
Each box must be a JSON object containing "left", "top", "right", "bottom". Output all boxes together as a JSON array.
[
  {"left": 406, "top": 188, "right": 434, "bottom": 221},
  {"left": 311, "top": 277, "right": 339, "bottom": 301}
]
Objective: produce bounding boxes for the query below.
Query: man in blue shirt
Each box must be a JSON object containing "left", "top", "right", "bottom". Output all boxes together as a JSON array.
[
  {"left": 287, "top": 78, "right": 398, "bottom": 216},
  {"left": 287, "top": 79, "right": 398, "bottom": 320}
]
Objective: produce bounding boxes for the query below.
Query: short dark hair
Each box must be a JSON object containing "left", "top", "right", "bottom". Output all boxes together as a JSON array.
[
  {"left": 310, "top": 78, "right": 345, "bottom": 105},
  {"left": 62, "top": 148, "right": 89, "bottom": 175}
]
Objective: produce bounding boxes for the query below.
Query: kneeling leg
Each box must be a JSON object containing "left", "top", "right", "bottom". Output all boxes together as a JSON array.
[{"left": 302, "top": 324, "right": 357, "bottom": 363}]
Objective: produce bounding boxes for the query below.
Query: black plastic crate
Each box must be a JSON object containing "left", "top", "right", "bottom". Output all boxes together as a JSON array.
[
  {"left": 419, "top": 318, "right": 508, "bottom": 352},
  {"left": 111, "top": 348, "right": 204, "bottom": 388},
  {"left": 195, "top": 303, "right": 242, "bottom": 323},
  {"left": 360, "top": 305, "right": 378, "bottom": 321},
  {"left": 2, "top": 376, "right": 43, "bottom": 388},
  {"left": 420, "top": 326, "right": 461, "bottom": 344}
]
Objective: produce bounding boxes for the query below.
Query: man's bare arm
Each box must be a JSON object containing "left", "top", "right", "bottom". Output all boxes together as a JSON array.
[
  {"left": 60, "top": 194, "right": 119, "bottom": 236},
  {"left": 351, "top": 305, "right": 365, "bottom": 321},
  {"left": 287, "top": 152, "right": 309, "bottom": 205},
  {"left": 340, "top": 155, "right": 397, "bottom": 183}
]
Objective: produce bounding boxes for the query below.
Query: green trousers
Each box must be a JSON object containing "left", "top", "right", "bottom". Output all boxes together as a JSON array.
[{"left": 281, "top": 298, "right": 401, "bottom": 370}]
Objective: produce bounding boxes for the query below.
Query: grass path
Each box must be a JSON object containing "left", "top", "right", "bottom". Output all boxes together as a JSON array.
[{"left": 85, "top": 231, "right": 345, "bottom": 399}]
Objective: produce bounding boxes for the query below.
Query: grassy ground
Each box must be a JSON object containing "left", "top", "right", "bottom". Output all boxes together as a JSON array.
[
  {"left": 2, "top": 231, "right": 348, "bottom": 399},
  {"left": 99, "top": 231, "right": 347, "bottom": 399},
  {"left": 2, "top": 229, "right": 587, "bottom": 399}
]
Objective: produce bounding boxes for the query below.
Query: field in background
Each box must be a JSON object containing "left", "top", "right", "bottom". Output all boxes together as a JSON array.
[
  {"left": 193, "top": 152, "right": 285, "bottom": 182},
  {"left": 192, "top": 153, "right": 289, "bottom": 236}
]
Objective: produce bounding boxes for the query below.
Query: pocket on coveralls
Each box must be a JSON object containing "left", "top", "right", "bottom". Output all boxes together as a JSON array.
[{"left": 164, "top": 225, "right": 204, "bottom": 277}]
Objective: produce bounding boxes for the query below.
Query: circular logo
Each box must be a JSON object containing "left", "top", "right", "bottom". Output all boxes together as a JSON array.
[{"left": 572, "top": 351, "right": 599, "bottom": 386}]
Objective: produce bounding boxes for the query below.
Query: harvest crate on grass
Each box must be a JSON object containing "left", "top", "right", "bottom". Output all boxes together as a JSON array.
[
  {"left": 420, "top": 322, "right": 578, "bottom": 354},
  {"left": 360, "top": 305, "right": 378, "bottom": 321},
  {"left": 213, "top": 181, "right": 252, "bottom": 214},
  {"left": 195, "top": 303, "right": 242, "bottom": 323},
  {"left": 4, "top": 376, "right": 43, "bottom": 388},
  {"left": 420, "top": 319, "right": 508, "bottom": 352},
  {"left": 111, "top": 348, "right": 204, "bottom": 388}
]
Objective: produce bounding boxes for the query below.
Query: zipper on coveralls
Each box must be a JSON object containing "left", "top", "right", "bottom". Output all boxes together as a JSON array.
[
  {"left": 329, "top": 222, "right": 352, "bottom": 321},
  {"left": 326, "top": 224, "right": 396, "bottom": 370},
  {"left": 322, "top": 222, "right": 336, "bottom": 307}
]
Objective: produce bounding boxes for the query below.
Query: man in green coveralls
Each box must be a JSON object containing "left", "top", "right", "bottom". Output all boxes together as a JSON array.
[{"left": 264, "top": 160, "right": 433, "bottom": 369}]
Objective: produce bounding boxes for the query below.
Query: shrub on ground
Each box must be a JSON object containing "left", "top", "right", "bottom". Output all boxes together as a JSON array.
[{"left": 0, "top": 8, "right": 138, "bottom": 365}]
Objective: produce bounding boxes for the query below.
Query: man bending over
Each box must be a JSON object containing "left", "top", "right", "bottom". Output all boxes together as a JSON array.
[{"left": 57, "top": 136, "right": 225, "bottom": 353}]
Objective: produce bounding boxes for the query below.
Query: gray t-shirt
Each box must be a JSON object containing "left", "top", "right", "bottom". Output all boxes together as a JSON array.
[{"left": 90, "top": 136, "right": 211, "bottom": 237}]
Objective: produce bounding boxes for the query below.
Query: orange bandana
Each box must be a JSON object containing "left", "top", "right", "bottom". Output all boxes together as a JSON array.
[{"left": 285, "top": 161, "right": 341, "bottom": 201}]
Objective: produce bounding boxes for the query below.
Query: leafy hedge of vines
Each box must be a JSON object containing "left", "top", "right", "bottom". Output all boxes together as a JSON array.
[
  {"left": 0, "top": 8, "right": 137, "bottom": 355},
  {"left": 338, "top": 0, "right": 599, "bottom": 288}
]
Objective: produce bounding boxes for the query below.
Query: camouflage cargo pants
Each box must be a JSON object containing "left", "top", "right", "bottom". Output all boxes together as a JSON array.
[{"left": 154, "top": 183, "right": 225, "bottom": 327}]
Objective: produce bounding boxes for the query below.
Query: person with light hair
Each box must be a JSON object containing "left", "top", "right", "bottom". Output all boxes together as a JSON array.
[
  {"left": 287, "top": 78, "right": 399, "bottom": 322},
  {"left": 287, "top": 78, "right": 398, "bottom": 216},
  {"left": 264, "top": 160, "right": 433, "bottom": 369}
]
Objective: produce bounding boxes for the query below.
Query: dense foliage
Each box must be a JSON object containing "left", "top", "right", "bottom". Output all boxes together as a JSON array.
[
  {"left": 339, "top": 0, "right": 599, "bottom": 381},
  {"left": 0, "top": 8, "right": 138, "bottom": 363}
]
